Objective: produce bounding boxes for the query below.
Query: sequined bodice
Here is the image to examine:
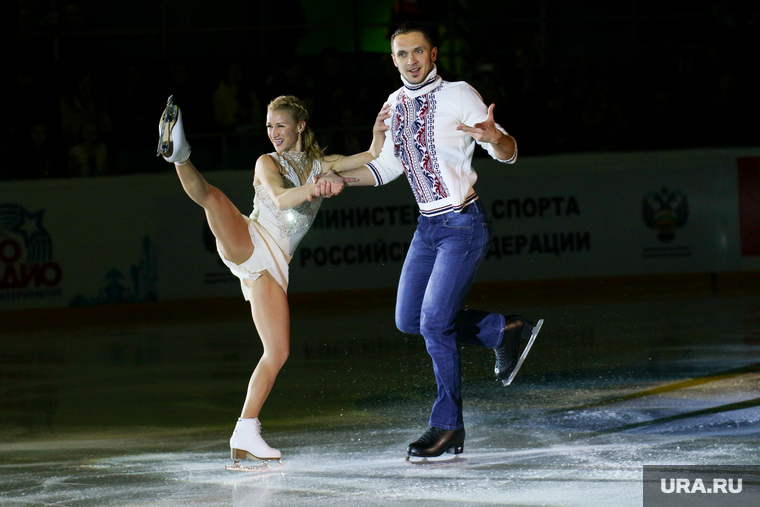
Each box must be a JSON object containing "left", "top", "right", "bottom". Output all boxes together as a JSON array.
[{"left": 250, "top": 151, "right": 323, "bottom": 254}]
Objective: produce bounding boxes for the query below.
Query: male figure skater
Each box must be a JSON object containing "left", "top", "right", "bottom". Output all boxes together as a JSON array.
[{"left": 317, "top": 21, "right": 543, "bottom": 460}]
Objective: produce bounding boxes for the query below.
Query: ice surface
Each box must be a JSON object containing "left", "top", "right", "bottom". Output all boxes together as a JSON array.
[{"left": 2, "top": 292, "right": 760, "bottom": 506}]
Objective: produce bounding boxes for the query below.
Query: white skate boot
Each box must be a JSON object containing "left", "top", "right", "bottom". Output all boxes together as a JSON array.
[
  {"left": 226, "top": 418, "right": 282, "bottom": 471},
  {"left": 156, "top": 95, "right": 191, "bottom": 164}
]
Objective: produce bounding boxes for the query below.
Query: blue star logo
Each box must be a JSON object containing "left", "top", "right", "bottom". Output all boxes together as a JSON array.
[
  {"left": 11, "top": 208, "right": 47, "bottom": 244},
  {"left": 0, "top": 204, "right": 53, "bottom": 264}
]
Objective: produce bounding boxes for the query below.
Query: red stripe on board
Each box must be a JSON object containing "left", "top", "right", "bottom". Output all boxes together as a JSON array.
[{"left": 737, "top": 157, "right": 760, "bottom": 256}]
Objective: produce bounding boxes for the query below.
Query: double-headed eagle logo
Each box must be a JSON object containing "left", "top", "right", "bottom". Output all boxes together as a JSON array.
[{"left": 642, "top": 187, "right": 688, "bottom": 243}]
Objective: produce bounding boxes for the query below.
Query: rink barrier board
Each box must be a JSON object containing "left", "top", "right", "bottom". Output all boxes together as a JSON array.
[
  {"left": 2, "top": 270, "right": 758, "bottom": 330},
  {"left": 1, "top": 147, "right": 760, "bottom": 311}
]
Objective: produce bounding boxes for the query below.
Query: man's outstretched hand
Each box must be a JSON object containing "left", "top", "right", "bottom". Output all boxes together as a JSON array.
[
  {"left": 456, "top": 103, "right": 505, "bottom": 144},
  {"left": 456, "top": 103, "right": 516, "bottom": 161}
]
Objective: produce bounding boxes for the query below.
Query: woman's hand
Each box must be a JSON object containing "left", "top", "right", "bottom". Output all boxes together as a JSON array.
[{"left": 308, "top": 170, "right": 360, "bottom": 200}]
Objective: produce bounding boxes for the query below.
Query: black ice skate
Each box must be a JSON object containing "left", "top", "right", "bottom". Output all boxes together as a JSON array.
[
  {"left": 495, "top": 316, "right": 543, "bottom": 386},
  {"left": 406, "top": 426, "right": 465, "bottom": 463},
  {"left": 156, "top": 95, "right": 191, "bottom": 164}
]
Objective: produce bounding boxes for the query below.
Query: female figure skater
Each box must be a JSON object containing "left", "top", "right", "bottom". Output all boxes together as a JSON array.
[{"left": 157, "top": 95, "right": 389, "bottom": 469}]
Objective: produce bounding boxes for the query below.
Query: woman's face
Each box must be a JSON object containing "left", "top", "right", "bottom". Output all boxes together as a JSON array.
[{"left": 266, "top": 109, "right": 304, "bottom": 153}]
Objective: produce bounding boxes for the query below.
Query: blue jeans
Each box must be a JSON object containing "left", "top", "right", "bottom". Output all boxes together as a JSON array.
[{"left": 395, "top": 200, "right": 506, "bottom": 430}]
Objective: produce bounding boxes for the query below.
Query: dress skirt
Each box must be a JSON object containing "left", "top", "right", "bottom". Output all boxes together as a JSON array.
[{"left": 216, "top": 215, "right": 291, "bottom": 300}]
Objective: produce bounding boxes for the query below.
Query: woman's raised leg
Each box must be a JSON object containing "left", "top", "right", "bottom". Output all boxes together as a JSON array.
[
  {"left": 174, "top": 159, "right": 253, "bottom": 265},
  {"left": 159, "top": 100, "right": 253, "bottom": 265}
]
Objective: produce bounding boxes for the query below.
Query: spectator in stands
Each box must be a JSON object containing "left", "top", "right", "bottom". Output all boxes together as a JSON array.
[
  {"left": 58, "top": 72, "right": 111, "bottom": 149},
  {"left": 68, "top": 121, "right": 108, "bottom": 177},
  {"left": 212, "top": 62, "right": 263, "bottom": 132}
]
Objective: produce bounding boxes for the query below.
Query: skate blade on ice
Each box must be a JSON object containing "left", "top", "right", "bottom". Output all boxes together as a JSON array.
[
  {"left": 226, "top": 458, "right": 283, "bottom": 472},
  {"left": 406, "top": 454, "right": 467, "bottom": 466},
  {"left": 503, "top": 318, "right": 543, "bottom": 386},
  {"left": 157, "top": 95, "right": 178, "bottom": 157}
]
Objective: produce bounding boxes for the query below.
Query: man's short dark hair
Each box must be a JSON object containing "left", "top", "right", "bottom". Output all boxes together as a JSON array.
[{"left": 390, "top": 21, "right": 435, "bottom": 49}]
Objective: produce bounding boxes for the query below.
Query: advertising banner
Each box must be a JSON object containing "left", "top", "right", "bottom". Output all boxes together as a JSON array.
[{"left": 1, "top": 148, "right": 758, "bottom": 311}]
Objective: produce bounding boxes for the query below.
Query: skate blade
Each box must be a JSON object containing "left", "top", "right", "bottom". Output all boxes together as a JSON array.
[
  {"left": 225, "top": 459, "right": 283, "bottom": 472},
  {"left": 156, "top": 96, "right": 177, "bottom": 156},
  {"left": 503, "top": 318, "right": 543, "bottom": 386},
  {"left": 406, "top": 455, "right": 467, "bottom": 466}
]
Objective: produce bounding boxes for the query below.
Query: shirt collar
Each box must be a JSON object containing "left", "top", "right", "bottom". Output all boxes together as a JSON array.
[{"left": 401, "top": 66, "right": 441, "bottom": 96}]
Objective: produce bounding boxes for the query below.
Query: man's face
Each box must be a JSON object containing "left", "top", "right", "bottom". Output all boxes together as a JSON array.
[{"left": 391, "top": 31, "right": 437, "bottom": 85}]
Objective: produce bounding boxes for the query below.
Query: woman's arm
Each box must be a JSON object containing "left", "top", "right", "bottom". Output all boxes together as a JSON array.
[{"left": 255, "top": 154, "right": 319, "bottom": 210}]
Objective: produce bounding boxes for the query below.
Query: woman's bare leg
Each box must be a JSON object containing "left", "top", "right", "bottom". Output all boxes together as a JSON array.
[
  {"left": 175, "top": 160, "right": 253, "bottom": 264},
  {"left": 240, "top": 271, "right": 290, "bottom": 418}
]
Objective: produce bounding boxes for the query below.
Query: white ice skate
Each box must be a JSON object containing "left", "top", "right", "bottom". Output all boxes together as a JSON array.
[
  {"left": 226, "top": 418, "right": 283, "bottom": 472},
  {"left": 156, "top": 95, "right": 191, "bottom": 164}
]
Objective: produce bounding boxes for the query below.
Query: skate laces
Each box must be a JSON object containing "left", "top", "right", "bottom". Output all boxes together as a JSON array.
[
  {"left": 416, "top": 427, "right": 444, "bottom": 445},
  {"left": 254, "top": 424, "right": 277, "bottom": 452}
]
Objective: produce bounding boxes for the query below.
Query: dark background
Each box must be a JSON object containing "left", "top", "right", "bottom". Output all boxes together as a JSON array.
[{"left": 1, "top": 0, "right": 758, "bottom": 180}]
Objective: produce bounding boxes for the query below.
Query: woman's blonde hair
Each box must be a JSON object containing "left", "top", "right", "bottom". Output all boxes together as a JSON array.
[{"left": 267, "top": 95, "right": 324, "bottom": 162}]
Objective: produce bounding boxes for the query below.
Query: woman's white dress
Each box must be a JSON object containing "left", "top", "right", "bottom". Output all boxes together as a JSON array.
[{"left": 217, "top": 151, "right": 322, "bottom": 298}]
